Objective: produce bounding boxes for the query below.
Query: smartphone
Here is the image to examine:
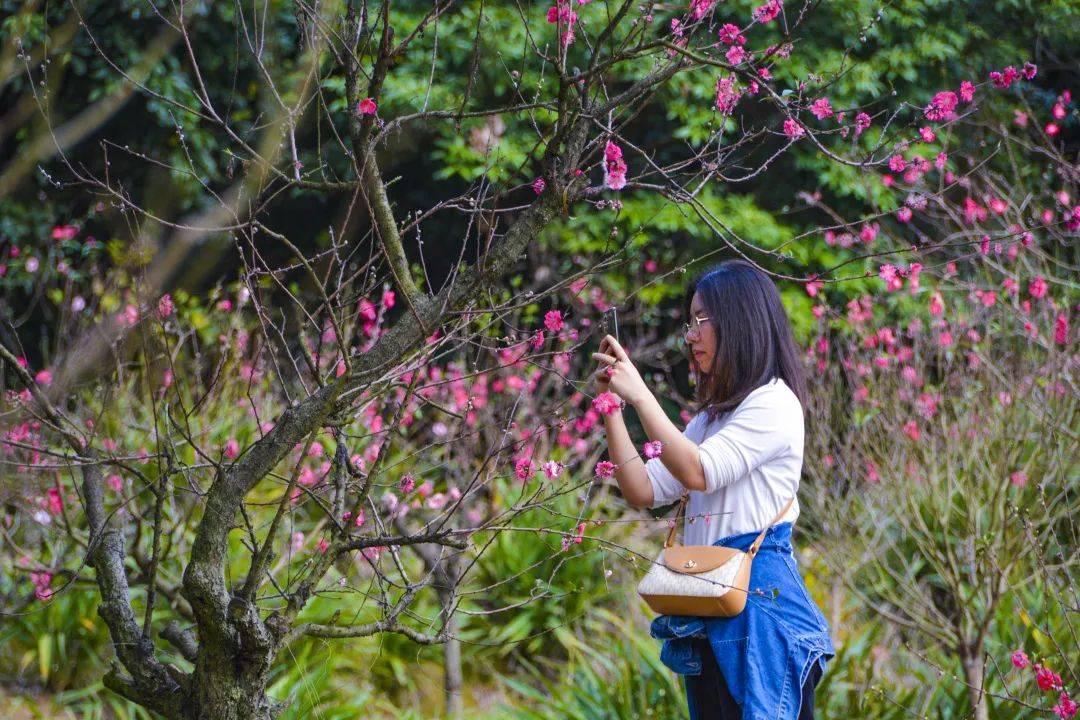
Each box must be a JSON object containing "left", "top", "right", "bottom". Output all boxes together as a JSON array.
[{"left": 600, "top": 307, "right": 619, "bottom": 345}]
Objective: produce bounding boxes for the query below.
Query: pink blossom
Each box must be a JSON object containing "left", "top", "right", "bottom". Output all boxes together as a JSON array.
[
  {"left": 32, "top": 571, "right": 53, "bottom": 602},
  {"left": 859, "top": 223, "right": 878, "bottom": 244},
  {"left": 810, "top": 98, "right": 833, "bottom": 120},
  {"left": 752, "top": 0, "right": 782, "bottom": 24},
  {"left": 690, "top": 0, "right": 717, "bottom": 20},
  {"left": 358, "top": 298, "right": 377, "bottom": 322},
  {"left": 715, "top": 75, "right": 741, "bottom": 115},
  {"left": 360, "top": 545, "right": 383, "bottom": 561},
  {"left": 46, "top": 487, "right": 63, "bottom": 514},
  {"left": 546, "top": 2, "right": 578, "bottom": 46},
  {"left": 1053, "top": 692, "right": 1078, "bottom": 719},
  {"left": 357, "top": 97, "right": 377, "bottom": 115},
  {"left": 542, "top": 460, "right": 564, "bottom": 479},
  {"left": 1054, "top": 690, "right": 1080, "bottom": 720},
  {"left": 718, "top": 24, "right": 746, "bottom": 45},
  {"left": 878, "top": 264, "right": 899, "bottom": 284},
  {"left": 107, "top": 474, "right": 124, "bottom": 492},
  {"left": 805, "top": 279, "right": 823, "bottom": 297},
  {"left": 594, "top": 460, "right": 617, "bottom": 478},
  {"left": 888, "top": 155, "right": 907, "bottom": 172},
  {"left": 572, "top": 521, "right": 586, "bottom": 544},
  {"left": 425, "top": 493, "right": 446, "bottom": 510},
  {"left": 782, "top": 118, "right": 804, "bottom": 139},
  {"left": 157, "top": 294, "right": 174, "bottom": 319},
  {"left": 925, "top": 91, "right": 958, "bottom": 122},
  {"left": 1009, "top": 471, "right": 1028, "bottom": 488},
  {"left": 119, "top": 304, "right": 140, "bottom": 327},
  {"left": 34, "top": 369, "right": 53, "bottom": 386},
  {"left": 918, "top": 126, "right": 936, "bottom": 142},
  {"left": 592, "top": 391, "right": 623, "bottom": 415},
  {"left": 416, "top": 480, "right": 434, "bottom": 498},
  {"left": 903, "top": 420, "right": 920, "bottom": 441},
  {"left": 1036, "top": 664, "right": 1064, "bottom": 692},
  {"left": 544, "top": 309, "right": 564, "bottom": 333},
  {"left": 643, "top": 440, "right": 663, "bottom": 459},
  {"left": 959, "top": 80, "right": 975, "bottom": 102},
  {"left": 603, "top": 140, "right": 627, "bottom": 190},
  {"left": 317, "top": 538, "right": 330, "bottom": 553},
  {"left": 224, "top": 439, "right": 240, "bottom": 459},
  {"left": 896, "top": 207, "right": 913, "bottom": 223},
  {"left": 51, "top": 225, "right": 77, "bottom": 241},
  {"left": 989, "top": 66, "right": 1019, "bottom": 89},
  {"left": 854, "top": 112, "right": 871, "bottom": 136},
  {"left": 532, "top": 177, "right": 546, "bottom": 195},
  {"left": 399, "top": 473, "right": 416, "bottom": 494},
  {"left": 1054, "top": 313, "right": 1069, "bottom": 345},
  {"left": 725, "top": 45, "right": 746, "bottom": 65},
  {"left": 963, "top": 197, "right": 987, "bottom": 225},
  {"left": 514, "top": 456, "right": 534, "bottom": 481},
  {"left": 1028, "top": 276, "right": 1048, "bottom": 299}
]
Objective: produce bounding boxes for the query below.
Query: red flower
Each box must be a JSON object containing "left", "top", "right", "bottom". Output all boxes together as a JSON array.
[
  {"left": 357, "top": 97, "right": 377, "bottom": 115},
  {"left": 592, "top": 391, "right": 623, "bottom": 415},
  {"left": 925, "top": 91, "right": 958, "bottom": 122}
]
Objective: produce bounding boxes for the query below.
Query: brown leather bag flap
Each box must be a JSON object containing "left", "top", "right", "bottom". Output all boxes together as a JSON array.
[{"left": 662, "top": 546, "right": 745, "bottom": 574}]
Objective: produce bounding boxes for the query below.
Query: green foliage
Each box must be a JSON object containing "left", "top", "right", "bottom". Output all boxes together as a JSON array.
[{"left": 495, "top": 607, "right": 686, "bottom": 720}]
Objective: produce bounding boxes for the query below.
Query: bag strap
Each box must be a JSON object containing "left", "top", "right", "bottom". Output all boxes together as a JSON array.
[{"left": 664, "top": 491, "right": 796, "bottom": 553}]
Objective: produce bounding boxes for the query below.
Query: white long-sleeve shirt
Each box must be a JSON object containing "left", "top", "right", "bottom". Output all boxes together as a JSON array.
[{"left": 644, "top": 376, "right": 803, "bottom": 546}]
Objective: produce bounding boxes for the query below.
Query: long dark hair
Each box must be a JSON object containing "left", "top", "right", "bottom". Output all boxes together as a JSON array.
[{"left": 683, "top": 260, "right": 808, "bottom": 423}]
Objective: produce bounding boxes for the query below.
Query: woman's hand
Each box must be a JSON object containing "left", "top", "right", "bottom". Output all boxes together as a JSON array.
[
  {"left": 591, "top": 357, "right": 613, "bottom": 394},
  {"left": 591, "top": 334, "right": 651, "bottom": 407}
]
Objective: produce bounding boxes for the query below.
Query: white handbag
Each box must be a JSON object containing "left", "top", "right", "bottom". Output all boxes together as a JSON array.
[{"left": 636, "top": 492, "right": 796, "bottom": 617}]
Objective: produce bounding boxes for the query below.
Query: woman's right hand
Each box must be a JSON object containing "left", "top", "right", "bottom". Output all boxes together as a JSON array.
[
  {"left": 592, "top": 365, "right": 612, "bottom": 394},
  {"left": 592, "top": 340, "right": 615, "bottom": 394}
]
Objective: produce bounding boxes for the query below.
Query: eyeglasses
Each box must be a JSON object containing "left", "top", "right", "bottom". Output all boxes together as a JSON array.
[{"left": 683, "top": 313, "right": 711, "bottom": 336}]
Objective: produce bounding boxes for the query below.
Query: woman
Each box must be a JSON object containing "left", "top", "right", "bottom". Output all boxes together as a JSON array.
[{"left": 591, "top": 259, "right": 835, "bottom": 719}]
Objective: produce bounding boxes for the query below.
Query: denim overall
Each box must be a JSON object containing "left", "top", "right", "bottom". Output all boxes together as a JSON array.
[{"left": 649, "top": 521, "right": 835, "bottom": 720}]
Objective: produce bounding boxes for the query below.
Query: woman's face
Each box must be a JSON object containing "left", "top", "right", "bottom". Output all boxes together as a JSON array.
[{"left": 687, "top": 291, "right": 716, "bottom": 374}]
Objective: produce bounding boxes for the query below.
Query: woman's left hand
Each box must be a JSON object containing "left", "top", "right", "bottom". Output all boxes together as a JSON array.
[{"left": 591, "top": 334, "right": 651, "bottom": 407}]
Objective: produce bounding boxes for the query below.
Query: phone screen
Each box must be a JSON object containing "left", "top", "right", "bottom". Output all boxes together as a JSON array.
[{"left": 601, "top": 308, "right": 619, "bottom": 344}]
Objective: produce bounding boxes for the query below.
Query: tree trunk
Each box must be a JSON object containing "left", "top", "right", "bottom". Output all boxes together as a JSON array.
[
  {"left": 185, "top": 626, "right": 282, "bottom": 720},
  {"left": 187, "top": 664, "right": 279, "bottom": 720},
  {"left": 440, "top": 596, "right": 464, "bottom": 719},
  {"left": 959, "top": 644, "right": 989, "bottom": 720}
]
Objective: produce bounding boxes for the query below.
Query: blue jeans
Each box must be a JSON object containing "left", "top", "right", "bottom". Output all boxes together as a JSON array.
[{"left": 684, "top": 635, "right": 823, "bottom": 719}]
